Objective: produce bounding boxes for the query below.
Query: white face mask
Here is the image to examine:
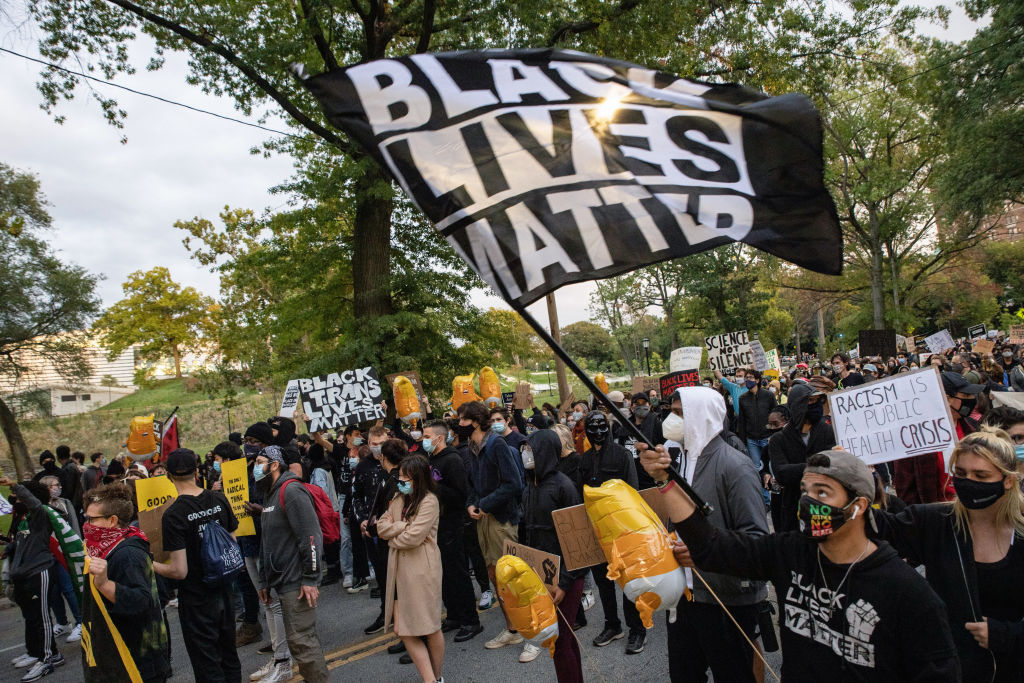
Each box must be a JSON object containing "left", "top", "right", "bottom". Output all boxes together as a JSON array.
[
  {"left": 521, "top": 446, "right": 535, "bottom": 470},
  {"left": 662, "top": 412, "right": 685, "bottom": 444}
]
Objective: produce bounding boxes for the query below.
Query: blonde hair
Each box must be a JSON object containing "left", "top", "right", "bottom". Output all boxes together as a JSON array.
[
  {"left": 552, "top": 424, "right": 576, "bottom": 457},
  {"left": 949, "top": 428, "right": 1024, "bottom": 537}
]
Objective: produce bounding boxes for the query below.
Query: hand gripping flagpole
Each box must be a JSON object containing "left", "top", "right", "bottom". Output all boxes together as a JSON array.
[{"left": 513, "top": 304, "right": 713, "bottom": 517}]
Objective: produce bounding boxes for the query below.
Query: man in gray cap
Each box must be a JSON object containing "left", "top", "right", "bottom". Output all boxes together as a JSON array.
[{"left": 639, "top": 445, "right": 961, "bottom": 681}]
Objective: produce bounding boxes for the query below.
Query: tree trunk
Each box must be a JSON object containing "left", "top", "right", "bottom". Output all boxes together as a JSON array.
[
  {"left": 545, "top": 293, "right": 571, "bottom": 406},
  {"left": 868, "top": 210, "right": 885, "bottom": 328},
  {"left": 0, "top": 396, "right": 31, "bottom": 479},
  {"left": 887, "top": 243, "right": 901, "bottom": 320},
  {"left": 817, "top": 306, "right": 827, "bottom": 357},
  {"left": 172, "top": 345, "right": 182, "bottom": 378},
  {"left": 352, "top": 165, "right": 395, "bottom": 319},
  {"left": 795, "top": 325, "right": 802, "bottom": 361}
]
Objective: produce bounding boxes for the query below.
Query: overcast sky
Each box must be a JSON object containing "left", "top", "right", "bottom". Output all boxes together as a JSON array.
[{"left": 0, "top": 3, "right": 982, "bottom": 330}]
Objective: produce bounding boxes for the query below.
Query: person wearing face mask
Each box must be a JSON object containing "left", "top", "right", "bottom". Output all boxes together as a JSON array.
[
  {"left": 421, "top": 420, "right": 484, "bottom": 643},
  {"left": 983, "top": 406, "right": 1024, "bottom": 460},
  {"left": 82, "top": 451, "right": 107, "bottom": 494},
  {"left": 768, "top": 382, "right": 836, "bottom": 532},
  {"left": 875, "top": 430, "right": 1024, "bottom": 681},
  {"left": 579, "top": 411, "right": 647, "bottom": 654},
  {"left": 570, "top": 400, "right": 590, "bottom": 453},
  {"left": 490, "top": 406, "right": 528, "bottom": 458},
  {"left": 894, "top": 372, "right": 981, "bottom": 505},
  {"left": 617, "top": 394, "right": 665, "bottom": 490},
  {"left": 831, "top": 353, "right": 864, "bottom": 389},
  {"left": 736, "top": 370, "right": 777, "bottom": 502},
  {"left": 448, "top": 416, "right": 494, "bottom": 609},
  {"left": 637, "top": 447, "right": 961, "bottom": 682},
  {"left": 351, "top": 426, "right": 390, "bottom": 613},
  {"left": 996, "top": 345, "right": 1020, "bottom": 387},
  {"left": 311, "top": 425, "right": 365, "bottom": 589}
]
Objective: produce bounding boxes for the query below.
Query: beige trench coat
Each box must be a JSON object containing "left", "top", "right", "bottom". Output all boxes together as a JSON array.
[{"left": 376, "top": 492, "right": 442, "bottom": 637}]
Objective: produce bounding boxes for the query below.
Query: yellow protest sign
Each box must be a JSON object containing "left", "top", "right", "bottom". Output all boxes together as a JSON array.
[
  {"left": 135, "top": 476, "right": 177, "bottom": 512},
  {"left": 221, "top": 458, "right": 255, "bottom": 536}
]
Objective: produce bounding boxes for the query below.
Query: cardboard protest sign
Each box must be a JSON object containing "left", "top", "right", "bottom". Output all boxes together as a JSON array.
[
  {"left": 558, "top": 391, "right": 577, "bottom": 417},
  {"left": 299, "top": 367, "right": 386, "bottom": 431},
  {"left": 749, "top": 340, "right": 768, "bottom": 371},
  {"left": 828, "top": 366, "right": 957, "bottom": 466},
  {"left": 973, "top": 339, "right": 996, "bottom": 355},
  {"left": 1009, "top": 325, "right": 1024, "bottom": 344},
  {"left": 924, "top": 330, "right": 955, "bottom": 354},
  {"left": 669, "top": 347, "right": 703, "bottom": 373},
  {"left": 385, "top": 371, "right": 429, "bottom": 409},
  {"left": 513, "top": 381, "right": 533, "bottom": 410},
  {"left": 631, "top": 376, "right": 660, "bottom": 395},
  {"left": 968, "top": 324, "right": 987, "bottom": 339},
  {"left": 279, "top": 380, "right": 301, "bottom": 418},
  {"left": 553, "top": 488, "right": 671, "bottom": 571},
  {"left": 135, "top": 477, "right": 178, "bottom": 564},
  {"left": 502, "top": 541, "right": 560, "bottom": 589},
  {"left": 660, "top": 370, "right": 701, "bottom": 399},
  {"left": 221, "top": 458, "right": 255, "bottom": 536},
  {"left": 704, "top": 331, "right": 753, "bottom": 375},
  {"left": 858, "top": 329, "right": 897, "bottom": 359}
]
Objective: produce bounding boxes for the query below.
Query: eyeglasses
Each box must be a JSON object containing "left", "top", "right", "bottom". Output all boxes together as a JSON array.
[{"left": 84, "top": 514, "right": 113, "bottom": 524}]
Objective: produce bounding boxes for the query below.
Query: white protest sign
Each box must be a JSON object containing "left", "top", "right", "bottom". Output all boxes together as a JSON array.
[
  {"left": 669, "top": 347, "right": 702, "bottom": 373},
  {"left": 299, "top": 367, "right": 387, "bottom": 432},
  {"left": 749, "top": 340, "right": 768, "bottom": 371},
  {"left": 923, "top": 330, "right": 955, "bottom": 355},
  {"left": 765, "top": 348, "right": 781, "bottom": 371},
  {"left": 0, "top": 492, "right": 12, "bottom": 516},
  {"left": 828, "top": 366, "right": 957, "bottom": 466},
  {"left": 704, "top": 330, "right": 753, "bottom": 375},
  {"left": 279, "top": 380, "right": 301, "bottom": 418}
]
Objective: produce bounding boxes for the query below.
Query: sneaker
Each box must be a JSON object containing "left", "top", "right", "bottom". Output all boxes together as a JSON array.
[
  {"left": 453, "top": 623, "right": 484, "bottom": 642},
  {"left": 249, "top": 658, "right": 276, "bottom": 681},
  {"left": 485, "top": 630, "right": 524, "bottom": 649},
  {"left": 347, "top": 577, "right": 369, "bottom": 594},
  {"left": 625, "top": 630, "right": 646, "bottom": 655},
  {"left": 370, "top": 587, "right": 381, "bottom": 599},
  {"left": 12, "top": 655, "right": 38, "bottom": 669},
  {"left": 592, "top": 627, "right": 624, "bottom": 647},
  {"left": 519, "top": 643, "right": 542, "bottom": 663},
  {"left": 51, "top": 623, "right": 70, "bottom": 637},
  {"left": 20, "top": 660, "right": 53, "bottom": 682},
  {"left": 236, "top": 622, "right": 263, "bottom": 647},
  {"left": 478, "top": 589, "right": 495, "bottom": 610},
  {"left": 46, "top": 654, "right": 64, "bottom": 668},
  {"left": 259, "top": 660, "right": 293, "bottom": 683},
  {"left": 399, "top": 653, "right": 413, "bottom": 664},
  {"left": 581, "top": 590, "right": 595, "bottom": 611},
  {"left": 168, "top": 598, "right": 178, "bottom": 608},
  {"left": 65, "top": 625, "right": 82, "bottom": 643},
  {"left": 364, "top": 615, "right": 385, "bottom": 635},
  {"left": 342, "top": 574, "right": 353, "bottom": 588},
  {"left": 387, "top": 642, "right": 406, "bottom": 655},
  {"left": 257, "top": 643, "right": 274, "bottom": 655}
]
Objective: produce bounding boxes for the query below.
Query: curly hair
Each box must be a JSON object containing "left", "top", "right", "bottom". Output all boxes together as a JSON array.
[{"left": 84, "top": 483, "right": 136, "bottom": 527}]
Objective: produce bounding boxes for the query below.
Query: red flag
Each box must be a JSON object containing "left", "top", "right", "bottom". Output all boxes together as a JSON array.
[{"left": 158, "top": 415, "right": 179, "bottom": 464}]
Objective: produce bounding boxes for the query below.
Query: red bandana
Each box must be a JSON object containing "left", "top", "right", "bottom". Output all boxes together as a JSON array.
[{"left": 84, "top": 524, "right": 148, "bottom": 559}]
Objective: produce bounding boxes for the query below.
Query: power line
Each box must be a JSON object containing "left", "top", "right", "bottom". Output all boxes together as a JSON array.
[{"left": 0, "top": 46, "right": 311, "bottom": 141}]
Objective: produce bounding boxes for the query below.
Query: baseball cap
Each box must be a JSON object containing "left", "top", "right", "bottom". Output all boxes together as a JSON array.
[
  {"left": 805, "top": 450, "right": 875, "bottom": 503},
  {"left": 607, "top": 390, "right": 625, "bottom": 404},
  {"left": 862, "top": 363, "right": 877, "bottom": 373},
  {"left": 165, "top": 448, "right": 198, "bottom": 476},
  {"left": 941, "top": 371, "right": 984, "bottom": 396}
]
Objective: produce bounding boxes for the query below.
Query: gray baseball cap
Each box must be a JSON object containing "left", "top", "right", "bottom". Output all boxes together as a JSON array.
[{"left": 805, "top": 449, "right": 875, "bottom": 502}]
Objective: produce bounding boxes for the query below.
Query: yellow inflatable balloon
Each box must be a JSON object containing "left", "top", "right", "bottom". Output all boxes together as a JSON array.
[
  {"left": 594, "top": 373, "right": 610, "bottom": 395},
  {"left": 127, "top": 414, "right": 157, "bottom": 456},
  {"left": 583, "top": 479, "right": 685, "bottom": 627},
  {"left": 495, "top": 555, "right": 559, "bottom": 657},
  {"left": 392, "top": 376, "right": 421, "bottom": 425},
  {"left": 479, "top": 367, "right": 502, "bottom": 407},
  {"left": 450, "top": 374, "right": 481, "bottom": 411}
]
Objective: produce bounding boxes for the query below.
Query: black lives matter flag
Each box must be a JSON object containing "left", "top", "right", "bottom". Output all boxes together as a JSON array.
[{"left": 303, "top": 49, "right": 841, "bottom": 307}]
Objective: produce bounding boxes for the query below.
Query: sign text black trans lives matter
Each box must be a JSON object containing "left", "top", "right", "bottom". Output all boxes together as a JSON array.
[
  {"left": 303, "top": 50, "right": 842, "bottom": 307},
  {"left": 299, "top": 367, "right": 386, "bottom": 432}
]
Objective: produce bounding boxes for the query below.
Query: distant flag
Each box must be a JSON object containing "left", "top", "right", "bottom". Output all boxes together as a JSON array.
[{"left": 160, "top": 414, "right": 179, "bottom": 460}]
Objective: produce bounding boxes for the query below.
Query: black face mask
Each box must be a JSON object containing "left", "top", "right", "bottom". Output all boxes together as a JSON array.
[
  {"left": 797, "top": 495, "right": 859, "bottom": 541},
  {"left": 584, "top": 414, "right": 610, "bottom": 446},
  {"left": 805, "top": 402, "right": 824, "bottom": 424},
  {"left": 952, "top": 476, "right": 1005, "bottom": 509},
  {"left": 954, "top": 397, "right": 976, "bottom": 418},
  {"left": 455, "top": 424, "right": 475, "bottom": 440}
]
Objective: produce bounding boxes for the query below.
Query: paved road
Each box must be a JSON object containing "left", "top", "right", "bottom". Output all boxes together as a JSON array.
[{"left": 0, "top": 581, "right": 783, "bottom": 682}]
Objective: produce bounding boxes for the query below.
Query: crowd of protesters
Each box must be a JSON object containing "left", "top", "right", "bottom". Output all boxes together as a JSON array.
[{"left": 2, "top": 333, "right": 1024, "bottom": 682}]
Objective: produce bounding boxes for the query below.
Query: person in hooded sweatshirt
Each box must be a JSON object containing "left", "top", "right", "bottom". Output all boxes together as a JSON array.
[
  {"left": 616, "top": 393, "right": 664, "bottom": 491},
  {"left": 662, "top": 387, "right": 769, "bottom": 683},
  {"left": 267, "top": 415, "right": 303, "bottom": 478},
  {"left": 519, "top": 429, "right": 587, "bottom": 681},
  {"left": 32, "top": 449, "right": 62, "bottom": 483},
  {"left": 767, "top": 382, "right": 835, "bottom": 532},
  {"left": 638, "top": 445, "right": 961, "bottom": 682}
]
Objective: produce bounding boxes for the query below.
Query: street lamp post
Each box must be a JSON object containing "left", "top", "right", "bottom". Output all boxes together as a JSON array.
[
  {"left": 642, "top": 338, "right": 651, "bottom": 376},
  {"left": 839, "top": 333, "right": 844, "bottom": 353}
]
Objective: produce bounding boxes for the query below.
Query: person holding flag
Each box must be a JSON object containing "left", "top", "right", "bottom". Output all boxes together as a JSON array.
[{"left": 80, "top": 483, "right": 171, "bottom": 683}]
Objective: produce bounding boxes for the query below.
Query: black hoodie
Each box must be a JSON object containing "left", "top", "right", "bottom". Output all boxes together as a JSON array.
[
  {"left": 428, "top": 445, "right": 469, "bottom": 535},
  {"left": 519, "top": 431, "right": 585, "bottom": 591},
  {"left": 676, "top": 512, "right": 961, "bottom": 682}
]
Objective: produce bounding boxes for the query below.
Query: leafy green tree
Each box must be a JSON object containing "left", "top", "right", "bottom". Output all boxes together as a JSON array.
[
  {"left": 94, "top": 267, "right": 214, "bottom": 378},
  {"left": 981, "top": 238, "right": 1024, "bottom": 312},
  {"left": 561, "top": 321, "right": 615, "bottom": 368},
  {"left": 0, "top": 163, "right": 101, "bottom": 477}
]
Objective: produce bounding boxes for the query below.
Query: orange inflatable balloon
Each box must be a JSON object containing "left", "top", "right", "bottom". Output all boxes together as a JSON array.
[{"left": 450, "top": 374, "right": 482, "bottom": 411}]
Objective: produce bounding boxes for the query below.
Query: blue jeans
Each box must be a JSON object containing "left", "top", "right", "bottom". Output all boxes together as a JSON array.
[
  {"left": 338, "top": 493, "right": 353, "bottom": 578},
  {"left": 746, "top": 438, "right": 771, "bottom": 505},
  {"left": 49, "top": 563, "right": 81, "bottom": 625}
]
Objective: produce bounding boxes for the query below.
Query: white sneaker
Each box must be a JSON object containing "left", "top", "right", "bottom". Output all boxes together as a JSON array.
[
  {"left": 51, "top": 623, "right": 70, "bottom": 637},
  {"left": 485, "top": 630, "right": 524, "bottom": 649},
  {"left": 582, "top": 590, "right": 595, "bottom": 611},
  {"left": 342, "top": 574, "right": 353, "bottom": 588},
  {"left": 167, "top": 598, "right": 178, "bottom": 608},
  {"left": 11, "top": 654, "right": 38, "bottom": 668},
  {"left": 65, "top": 625, "right": 81, "bottom": 643},
  {"left": 478, "top": 589, "right": 495, "bottom": 610},
  {"left": 519, "top": 643, "right": 542, "bottom": 663},
  {"left": 20, "top": 659, "right": 53, "bottom": 682},
  {"left": 259, "top": 660, "right": 293, "bottom": 683},
  {"left": 249, "top": 658, "right": 276, "bottom": 681}
]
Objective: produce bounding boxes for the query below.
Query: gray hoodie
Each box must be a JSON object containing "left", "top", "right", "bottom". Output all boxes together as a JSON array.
[{"left": 258, "top": 471, "right": 324, "bottom": 592}]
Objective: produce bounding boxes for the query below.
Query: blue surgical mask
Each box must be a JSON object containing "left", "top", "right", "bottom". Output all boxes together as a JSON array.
[
  {"left": 410, "top": 430, "right": 423, "bottom": 440},
  {"left": 253, "top": 464, "right": 266, "bottom": 481},
  {"left": 353, "top": 437, "right": 365, "bottom": 446},
  {"left": 491, "top": 422, "right": 506, "bottom": 434},
  {"left": 397, "top": 480, "right": 413, "bottom": 496},
  {"left": 446, "top": 434, "right": 454, "bottom": 445},
  {"left": 1015, "top": 444, "right": 1024, "bottom": 462},
  {"left": 349, "top": 457, "right": 359, "bottom": 469},
  {"left": 213, "top": 461, "right": 221, "bottom": 473},
  {"left": 370, "top": 445, "right": 382, "bottom": 456},
  {"left": 422, "top": 438, "right": 436, "bottom": 454}
]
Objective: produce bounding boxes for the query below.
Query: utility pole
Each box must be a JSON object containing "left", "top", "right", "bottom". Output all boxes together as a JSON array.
[{"left": 545, "top": 293, "right": 571, "bottom": 405}]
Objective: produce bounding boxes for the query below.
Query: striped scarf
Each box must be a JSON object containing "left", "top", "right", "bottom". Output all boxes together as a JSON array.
[{"left": 44, "top": 505, "right": 85, "bottom": 599}]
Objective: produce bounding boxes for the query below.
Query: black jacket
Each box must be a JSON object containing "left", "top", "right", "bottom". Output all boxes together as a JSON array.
[
  {"left": 676, "top": 513, "right": 961, "bottom": 682},
  {"left": 874, "top": 503, "right": 1024, "bottom": 682},
  {"left": 767, "top": 383, "right": 836, "bottom": 532},
  {"left": 429, "top": 446, "right": 469, "bottom": 534},
  {"left": 580, "top": 441, "right": 638, "bottom": 493},
  {"left": 736, "top": 387, "right": 777, "bottom": 442},
  {"left": 518, "top": 431, "right": 585, "bottom": 591},
  {"left": 59, "top": 461, "right": 83, "bottom": 513},
  {"left": 351, "top": 457, "right": 385, "bottom": 524},
  {"left": 9, "top": 484, "right": 55, "bottom": 580}
]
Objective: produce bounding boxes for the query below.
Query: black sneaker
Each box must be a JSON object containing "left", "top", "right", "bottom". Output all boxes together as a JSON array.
[
  {"left": 625, "top": 630, "right": 646, "bottom": 655},
  {"left": 441, "top": 620, "right": 461, "bottom": 633},
  {"left": 346, "top": 578, "right": 369, "bottom": 594},
  {"left": 453, "top": 623, "right": 484, "bottom": 642},
  {"left": 257, "top": 643, "right": 273, "bottom": 655},
  {"left": 592, "top": 628, "right": 624, "bottom": 647},
  {"left": 399, "top": 653, "right": 413, "bottom": 665},
  {"left": 364, "top": 615, "right": 385, "bottom": 635},
  {"left": 370, "top": 587, "right": 381, "bottom": 599}
]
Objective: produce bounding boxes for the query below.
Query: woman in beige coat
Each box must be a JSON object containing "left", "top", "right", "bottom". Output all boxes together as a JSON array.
[{"left": 377, "top": 454, "right": 445, "bottom": 683}]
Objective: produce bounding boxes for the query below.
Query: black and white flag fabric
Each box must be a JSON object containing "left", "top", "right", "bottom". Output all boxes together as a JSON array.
[{"left": 303, "top": 49, "right": 842, "bottom": 307}]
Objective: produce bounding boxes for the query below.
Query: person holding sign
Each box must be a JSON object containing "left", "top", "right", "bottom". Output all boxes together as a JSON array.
[
  {"left": 637, "top": 445, "right": 961, "bottom": 681},
  {"left": 874, "top": 430, "right": 1024, "bottom": 682}
]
